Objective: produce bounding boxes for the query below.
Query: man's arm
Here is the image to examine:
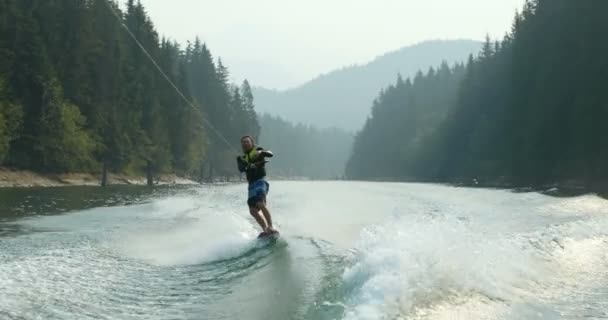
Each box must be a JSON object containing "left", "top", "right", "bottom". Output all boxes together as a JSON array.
[
  {"left": 237, "top": 148, "right": 273, "bottom": 172},
  {"left": 236, "top": 156, "right": 248, "bottom": 172},
  {"left": 256, "top": 147, "right": 274, "bottom": 159}
]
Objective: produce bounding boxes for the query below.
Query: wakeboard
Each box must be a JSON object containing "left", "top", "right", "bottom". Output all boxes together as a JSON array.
[{"left": 257, "top": 230, "right": 280, "bottom": 240}]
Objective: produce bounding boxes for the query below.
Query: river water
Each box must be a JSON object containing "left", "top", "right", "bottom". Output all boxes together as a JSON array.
[{"left": 1, "top": 182, "right": 607, "bottom": 320}]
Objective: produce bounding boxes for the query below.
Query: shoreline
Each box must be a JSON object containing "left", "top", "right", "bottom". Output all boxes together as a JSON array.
[
  {"left": 0, "top": 168, "right": 605, "bottom": 200},
  {"left": 0, "top": 169, "right": 315, "bottom": 189},
  {"left": 0, "top": 168, "right": 199, "bottom": 188},
  {"left": 347, "top": 177, "right": 608, "bottom": 199}
]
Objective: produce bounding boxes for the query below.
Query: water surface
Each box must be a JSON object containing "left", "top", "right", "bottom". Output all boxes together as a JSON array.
[{"left": 1, "top": 182, "right": 607, "bottom": 319}]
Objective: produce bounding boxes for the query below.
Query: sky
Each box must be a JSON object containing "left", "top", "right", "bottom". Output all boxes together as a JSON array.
[{"left": 131, "top": 0, "right": 526, "bottom": 90}]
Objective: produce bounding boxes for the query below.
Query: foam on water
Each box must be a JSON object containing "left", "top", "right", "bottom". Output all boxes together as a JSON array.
[
  {"left": 340, "top": 192, "right": 608, "bottom": 320},
  {"left": 341, "top": 216, "right": 540, "bottom": 319},
  {"left": 107, "top": 186, "right": 266, "bottom": 266},
  {"left": 119, "top": 209, "right": 260, "bottom": 266}
]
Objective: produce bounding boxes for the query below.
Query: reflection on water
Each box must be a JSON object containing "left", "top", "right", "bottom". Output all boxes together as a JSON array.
[
  {"left": 0, "top": 185, "right": 200, "bottom": 237},
  {"left": 0, "top": 185, "right": 197, "bottom": 219}
]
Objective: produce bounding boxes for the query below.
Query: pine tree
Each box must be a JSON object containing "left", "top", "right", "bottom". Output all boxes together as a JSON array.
[
  {"left": 0, "top": 77, "right": 23, "bottom": 161},
  {"left": 241, "top": 80, "right": 260, "bottom": 140},
  {"left": 480, "top": 34, "right": 494, "bottom": 60},
  {"left": 36, "top": 78, "right": 96, "bottom": 172}
]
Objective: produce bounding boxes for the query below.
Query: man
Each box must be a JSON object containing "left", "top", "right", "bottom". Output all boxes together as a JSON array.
[{"left": 237, "top": 136, "right": 277, "bottom": 236}]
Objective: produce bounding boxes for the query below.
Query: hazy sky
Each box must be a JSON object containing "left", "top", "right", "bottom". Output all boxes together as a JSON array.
[{"left": 131, "top": 0, "right": 526, "bottom": 90}]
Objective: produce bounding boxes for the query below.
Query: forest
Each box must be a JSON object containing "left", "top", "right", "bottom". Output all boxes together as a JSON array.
[
  {"left": 258, "top": 114, "right": 353, "bottom": 179},
  {"left": 0, "top": 0, "right": 259, "bottom": 184},
  {"left": 347, "top": 0, "right": 608, "bottom": 188},
  {"left": 3, "top": 0, "right": 606, "bottom": 187}
]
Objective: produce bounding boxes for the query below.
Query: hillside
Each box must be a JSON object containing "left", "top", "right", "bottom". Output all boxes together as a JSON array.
[{"left": 253, "top": 40, "right": 481, "bottom": 131}]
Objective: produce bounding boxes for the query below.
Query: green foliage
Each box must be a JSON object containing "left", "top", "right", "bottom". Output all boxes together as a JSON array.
[
  {"left": 241, "top": 80, "right": 261, "bottom": 140},
  {"left": 0, "top": 77, "right": 22, "bottom": 133},
  {"left": 346, "top": 63, "right": 466, "bottom": 180},
  {"left": 36, "top": 79, "right": 96, "bottom": 172},
  {"left": 0, "top": 78, "right": 23, "bottom": 162},
  {"left": 0, "top": 0, "right": 256, "bottom": 179}
]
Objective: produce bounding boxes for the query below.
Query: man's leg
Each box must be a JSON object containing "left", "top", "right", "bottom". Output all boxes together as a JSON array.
[
  {"left": 257, "top": 202, "right": 275, "bottom": 232},
  {"left": 248, "top": 183, "right": 268, "bottom": 232},
  {"left": 249, "top": 206, "right": 268, "bottom": 231},
  {"left": 258, "top": 181, "right": 274, "bottom": 232}
]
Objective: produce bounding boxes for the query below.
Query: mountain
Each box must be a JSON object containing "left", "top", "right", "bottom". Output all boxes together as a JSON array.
[{"left": 252, "top": 40, "right": 481, "bottom": 131}]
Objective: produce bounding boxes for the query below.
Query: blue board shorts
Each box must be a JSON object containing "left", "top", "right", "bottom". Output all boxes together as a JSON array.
[{"left": 247, "top": 179, "right": 269, "bottom": 208}]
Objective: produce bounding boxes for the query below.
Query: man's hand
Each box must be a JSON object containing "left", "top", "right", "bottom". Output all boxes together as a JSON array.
[{"left": 258, "top": 150, "right": 274, "bottom": 158}]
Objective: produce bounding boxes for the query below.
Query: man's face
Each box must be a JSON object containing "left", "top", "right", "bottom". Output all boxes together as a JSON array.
[{"left": 241, "top": 137, "right": 253, "bottom": 152}]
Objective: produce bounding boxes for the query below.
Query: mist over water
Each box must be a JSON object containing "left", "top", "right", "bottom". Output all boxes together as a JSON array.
[{"left": 1, "top": 182, "right": 607, "bottom": 319}]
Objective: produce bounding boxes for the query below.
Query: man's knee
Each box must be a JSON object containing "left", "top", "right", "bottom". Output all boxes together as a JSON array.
[{"left": 255, "top": 201, "right": 266, "bottom": 210}]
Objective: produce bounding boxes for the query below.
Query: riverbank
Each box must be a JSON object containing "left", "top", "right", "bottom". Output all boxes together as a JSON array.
[
  {"left": 347, "top": 176, "right": 608, "bottom": 199},
  {"left": 448, "top": 179, "right": 608, "bottom": 199},
  {"left": 0, "top": 168, "right": 199, "bottom": 188},
  {"left": 2, "top": 167, "right": 603, "bottom": 199},
  {"left": 0, "top": 167, "right": 322, "bottom": 188}
]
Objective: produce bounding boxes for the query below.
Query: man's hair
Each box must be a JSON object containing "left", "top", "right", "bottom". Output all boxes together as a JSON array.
[{"left": 241, "top": 135, "right": 255, "bottom": 144}]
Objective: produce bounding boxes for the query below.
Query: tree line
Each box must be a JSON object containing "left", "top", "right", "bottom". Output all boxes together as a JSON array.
[
  {"left": 0, "top": 0, "right": 259, "bottom": 184},
  {"left": 347, "top": 0, "right": 608, "bottom": 188},
  {"left": 258, "top": 114, "right": 353, "bottom": 179}
]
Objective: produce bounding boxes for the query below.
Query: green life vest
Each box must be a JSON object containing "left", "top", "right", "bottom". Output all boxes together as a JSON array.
[
  {"left": 242, "top": 148, "right": 258, "bottom": 164},
  {"left": 241, "top": 148, "right": 266, "bottom": 183}
]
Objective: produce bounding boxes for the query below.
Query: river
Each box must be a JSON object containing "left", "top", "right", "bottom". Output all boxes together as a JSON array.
[{"left": 1, "top": 182, "right": 607, "bottom": 319}]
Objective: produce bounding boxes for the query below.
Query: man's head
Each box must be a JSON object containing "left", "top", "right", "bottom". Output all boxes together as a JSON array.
[{"left": 241, "top": 136, "right": 255, "bottom": 152}]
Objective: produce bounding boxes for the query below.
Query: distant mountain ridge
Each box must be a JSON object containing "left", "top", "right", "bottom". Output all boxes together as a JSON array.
[{"left": 253, "top": 40, "right": 482, "bottom": 131}]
